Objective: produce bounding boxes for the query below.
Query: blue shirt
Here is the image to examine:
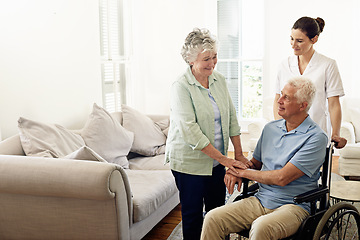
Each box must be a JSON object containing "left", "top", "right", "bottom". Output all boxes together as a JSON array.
[
  {"left": 207, "top": 89, "right": 224, "bottom": 167},
  {"left": 253, "top": 116, "right": 328, "bottom": 213}
]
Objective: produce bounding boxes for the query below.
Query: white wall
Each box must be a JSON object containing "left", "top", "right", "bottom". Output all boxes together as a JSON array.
[
  {"left": 128, "top": 0, "right": 217, "bottom": 114},
  {"left": 0, "top": 0, "right": 102, "bottom": 139}
]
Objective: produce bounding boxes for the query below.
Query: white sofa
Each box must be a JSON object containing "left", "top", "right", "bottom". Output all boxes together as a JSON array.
[
  {"left": 339, "top": 97, "right": 360, "bottom": 179},
  {"left": 0, "top": 104, "right": 179, "bottom": 240},
  {"left": 247, "top": 96, "right": 274, "bottom": 157}
]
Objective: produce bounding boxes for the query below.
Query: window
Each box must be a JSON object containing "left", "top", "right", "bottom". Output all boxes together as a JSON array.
[
  {"left": 99, "top": 0, "right": 132, "bottom": 112},
  {"left": 217, "top": 0, "right": 264, "bottom": 119}
]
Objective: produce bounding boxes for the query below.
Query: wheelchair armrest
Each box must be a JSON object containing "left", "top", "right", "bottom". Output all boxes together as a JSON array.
[
  {"left": 293, "top": 187, "right": 329, "bottom": 204},
  {"left": 233, "top": 179, "right": 259, "bottom": 202}
]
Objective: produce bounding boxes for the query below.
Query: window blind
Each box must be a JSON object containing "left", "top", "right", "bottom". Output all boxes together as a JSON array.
[
  {"left": 217, "top": 0, "right": 264, "bottom": 119},
  {"left": 99, "top": 0, "right": 132, "bottom": 112}
]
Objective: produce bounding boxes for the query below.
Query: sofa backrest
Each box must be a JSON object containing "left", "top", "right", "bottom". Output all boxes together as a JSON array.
[
  {"left": 0, "top": 134, "right": 25, "bottom": 155},
  {"left": 0, "top": 112, "right": 170, "bottom": 156}
]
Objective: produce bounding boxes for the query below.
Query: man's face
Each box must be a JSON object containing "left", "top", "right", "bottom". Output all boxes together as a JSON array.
[{"left": 277, "top": 84, "right": 302, "bottom": 119}]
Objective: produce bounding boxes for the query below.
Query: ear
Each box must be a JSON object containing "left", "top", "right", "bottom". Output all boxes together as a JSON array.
[
  {"left": 299, "top": 101, "right": 308, "bottom": 112},
  {"left": 311, "top": 35, "right": 319, "bottom": 44}
]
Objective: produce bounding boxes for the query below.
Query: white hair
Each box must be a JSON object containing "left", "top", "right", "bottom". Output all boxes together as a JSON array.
[
  {"left": 180, "top": 28, "right": 218, "bottom": 65},
  {"left": 287, "top": 77, "right": 316, "bottom": 112}
]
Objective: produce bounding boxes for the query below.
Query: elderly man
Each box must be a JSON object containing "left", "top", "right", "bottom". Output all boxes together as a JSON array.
[{"left": 200, "top": 77, "right": 328, "bottom": 240}]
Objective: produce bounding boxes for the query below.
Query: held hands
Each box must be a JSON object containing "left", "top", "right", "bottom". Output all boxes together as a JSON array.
[
  {"left": 223, "top": 154, "right": 253, "bottom": 194},
  {"left": 220, "top": 157, "right": 248, "bottom": 174},
  {"left": 331, "top": 135, "right": 347, "bottom": 149}
]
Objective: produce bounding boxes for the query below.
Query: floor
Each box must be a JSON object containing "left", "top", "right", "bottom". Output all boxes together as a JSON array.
[{"left": 142, "top": 154, "right": 341, "bottom": 240}]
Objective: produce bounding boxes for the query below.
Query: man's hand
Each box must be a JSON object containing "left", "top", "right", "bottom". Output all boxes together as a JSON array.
[
  {"left": 332, "top": 135, "right": 347, "bottom": 149},
  {"left": 224, "top": 172, "right": 242, "bottom": 195},
  {"left": 235, "top": 154, "right": 254, "bottom": 169}
]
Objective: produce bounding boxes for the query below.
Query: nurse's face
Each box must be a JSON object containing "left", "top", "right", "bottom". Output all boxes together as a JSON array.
[{"left": 290, "top": 29, "right": 317, "bottom": 56}]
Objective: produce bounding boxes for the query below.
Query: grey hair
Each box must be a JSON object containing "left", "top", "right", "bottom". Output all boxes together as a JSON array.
[
  {"left": 287, "top": 77, "right": 316, "bottom": 112},
  {"left": 181, "top": 28, "right": 218, "bottom": 65}
]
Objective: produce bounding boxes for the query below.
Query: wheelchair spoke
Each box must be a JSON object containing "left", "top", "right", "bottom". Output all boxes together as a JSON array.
[
  {"left": 313, "top": 202, "right": 360, "bottom": 240},
  {"left": 324, "top": 210, "right": 359, "bottom": 240}
]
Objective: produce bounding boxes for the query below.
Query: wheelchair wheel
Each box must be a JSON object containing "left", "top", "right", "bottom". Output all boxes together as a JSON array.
[{"left": 313, "top": 202, "right": 360, "bottom": 240}]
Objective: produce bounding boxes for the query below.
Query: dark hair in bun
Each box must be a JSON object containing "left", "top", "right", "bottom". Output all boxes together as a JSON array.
[{"left": 292, "top": 16, "right": 325, "bottom": 39}]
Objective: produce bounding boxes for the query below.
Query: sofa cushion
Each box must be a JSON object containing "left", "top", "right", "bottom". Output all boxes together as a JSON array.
[
  {"left": 128, "top": 154, "right": 170, "bottom": 170},
  {"left": 125, "top": 170, "right": 177, "bottom": 223},
  {"left": 64, "top": 146, "right": 107, "bottom": 162},
  {"left": 339, "top": 143, "right": 360, "bottom": 158},
  {"left": 81, "top": 103, "right": 134, "bottom": 168},
  {"left": 18, "top": 117, "right": 85, "bottom": 158},
  {"left": 121, "top": 105, "right": 166, "bottom": 156}
]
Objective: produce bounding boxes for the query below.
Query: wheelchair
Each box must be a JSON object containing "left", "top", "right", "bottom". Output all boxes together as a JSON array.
[{"left": 228, "top": 142, "right": 360, "bottom": 240}]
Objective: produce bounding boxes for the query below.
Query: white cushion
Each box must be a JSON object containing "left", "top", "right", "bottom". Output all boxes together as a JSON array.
[
  {"left": 81, "top": 103, "right": 134, "bottom": 168},
  {"left": 64, "top": 146, "right": 107, "bottom": 162},
  {"left": 129, "top": 154, "right": 170, "bottom": 170},
  {"left": 338, "top": 157, "right": 360, "bottom": 176},
  {"left": 125, "top": 169, "right": 178, "bottom": 222},
  {"left": 155, "top": 118, "right": 170, "bottom": 137},
  {"left": 339, "top": 143, "right": 360, "bottom": 158},
  {"left": 349, "top": 107, "right": 360, "bottom": 143},
  {"left": 121, "top": 105, "right": 166, "bottom": 156},
  {"left": 18, "top": 117, "right": 85, "bottom": 158}
]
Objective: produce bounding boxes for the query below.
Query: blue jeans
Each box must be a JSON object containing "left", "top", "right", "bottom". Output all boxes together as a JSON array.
[{"left": 172, "top": 164, "right": 226, "bottom": 240}]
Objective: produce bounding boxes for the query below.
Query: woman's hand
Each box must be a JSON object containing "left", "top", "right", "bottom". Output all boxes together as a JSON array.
[
  {"left": 331, "top": 135, "right": 347, "bottom": 149},
  {"left": 219, "top": 157, "right": 247, "bottom": 174},
  {"left": 235, "top": 154, "right": 254, "bottom": 169},
  {"left": 224, "top": 172, "right": 242, "bottom": 194}
]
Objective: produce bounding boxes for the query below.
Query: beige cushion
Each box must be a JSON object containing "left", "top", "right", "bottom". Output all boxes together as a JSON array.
[
  {"left": 129, "top": 154, "right": 170, "bottom": 170},
  {"left": 155, "top": 118, "right": 170, "bottom": 137},
  {"left": 125, "top": 169, "right": 178, "bottom": 223},
  {"left": 122, "top": 105, "right": 166, "bottom": 156},
  {"left": 18, "top": 117, "right": 84, "bottom": 158},
  {"left": 339, "top": 143, "right": 360, "bottom": 158},
  {"left": 64, "top": 146, "right": 107, "bottom": 162},
  {"left": 81, "top": 103, "right": 134, "bottom": 168}
]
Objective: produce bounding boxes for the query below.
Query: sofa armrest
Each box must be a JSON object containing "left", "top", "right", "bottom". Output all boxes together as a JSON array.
[
  {"left": 0, "top": 155, "right": 134, "bottom": 239},
  {"left": 340, "top": 121, "right": 356, "bottom": 144},
  {"left": 0, "top": 155, "right": 128, "bottom": 200}
]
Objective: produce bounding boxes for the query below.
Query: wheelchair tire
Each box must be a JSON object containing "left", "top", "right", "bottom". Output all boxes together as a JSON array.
[{"left": 313, "top": 202, "right": 360, "bottom": 240}]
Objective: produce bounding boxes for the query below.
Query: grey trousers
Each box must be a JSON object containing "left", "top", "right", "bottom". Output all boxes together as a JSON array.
[{"left": 200, "top": 196, "right": 309, "bottom": 240}]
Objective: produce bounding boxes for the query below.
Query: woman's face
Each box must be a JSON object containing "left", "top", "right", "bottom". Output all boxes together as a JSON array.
[
  {"left": 290, "top": 29, "right": 316, "bottom": 56},
  {"left": 190, "top": 50, "right": 217, "bottom": 78}
]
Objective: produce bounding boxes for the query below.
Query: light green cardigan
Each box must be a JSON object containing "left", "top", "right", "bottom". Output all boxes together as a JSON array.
[{"left": 165, "top": 67, "right": 240, "bottom": 176}]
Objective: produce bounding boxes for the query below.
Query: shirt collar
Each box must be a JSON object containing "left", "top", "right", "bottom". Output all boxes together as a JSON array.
[
  {"left": 277, "top": 115, "right": 315, "bottom": 134},
  {"left": 290, "top": 51, "right": 319, "bottom": 68},
  {"left": 185, "top": 66, "right": 217, "bottom": 88}
]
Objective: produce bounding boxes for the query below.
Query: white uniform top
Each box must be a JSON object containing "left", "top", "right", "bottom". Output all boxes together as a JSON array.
[{"left": 275, "top": 51, "right": 345, "bottom": 136}]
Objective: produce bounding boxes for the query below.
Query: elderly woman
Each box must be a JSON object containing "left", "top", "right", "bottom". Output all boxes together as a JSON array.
[{"left": 165, "top": 28, "right": 250, "bottom": 240}]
